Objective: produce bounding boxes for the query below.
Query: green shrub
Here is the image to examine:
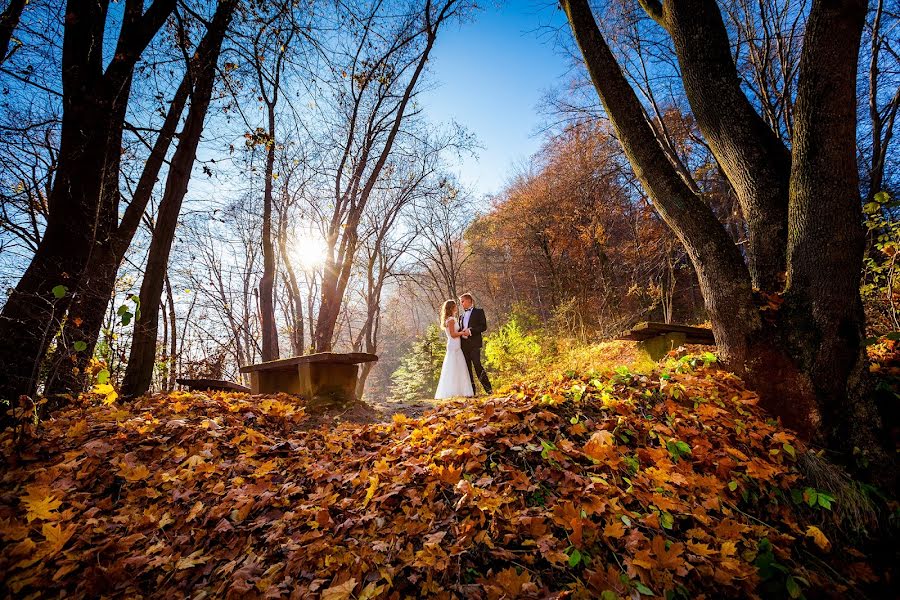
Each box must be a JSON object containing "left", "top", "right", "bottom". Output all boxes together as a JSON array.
[{"left": 484, "top": 310, "right": 542, "bottom": 386}]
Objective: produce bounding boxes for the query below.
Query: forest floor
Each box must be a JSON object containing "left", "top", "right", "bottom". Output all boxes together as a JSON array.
[{"left": 1, "top": 346, "right": 898, "bottom": 599}]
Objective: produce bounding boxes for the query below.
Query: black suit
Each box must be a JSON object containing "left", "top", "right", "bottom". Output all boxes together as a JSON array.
[{"left": 459, "top": 307, "right": 492, "bottom": 394}]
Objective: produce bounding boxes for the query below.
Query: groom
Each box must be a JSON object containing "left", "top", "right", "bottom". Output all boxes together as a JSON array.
[{"left": 458, "top": 293, "right": 492, "bottom": 395}]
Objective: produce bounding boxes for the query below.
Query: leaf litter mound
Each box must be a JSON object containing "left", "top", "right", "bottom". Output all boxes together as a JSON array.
[{"left": 1, "top": 362, "right": 893, "bottom": 599}]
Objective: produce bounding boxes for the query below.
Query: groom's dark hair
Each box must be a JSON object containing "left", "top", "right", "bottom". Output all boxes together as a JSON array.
[{"left": 460, "top": 293, "right": 474, "bottom": 303}]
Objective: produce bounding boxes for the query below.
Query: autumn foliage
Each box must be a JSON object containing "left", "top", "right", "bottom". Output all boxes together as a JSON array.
[{"left": 1, "top": 360, "right": 893, "bottom": 598}]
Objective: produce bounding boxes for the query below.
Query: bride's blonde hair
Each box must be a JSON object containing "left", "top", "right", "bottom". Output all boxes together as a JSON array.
[{"left": 440, "top": 299, "right": 457, "bottom": 325}]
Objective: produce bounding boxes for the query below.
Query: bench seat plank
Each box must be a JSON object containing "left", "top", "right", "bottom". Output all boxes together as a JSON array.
[{"left": 239, "top": 352, "right": 377, "bottom": 373}]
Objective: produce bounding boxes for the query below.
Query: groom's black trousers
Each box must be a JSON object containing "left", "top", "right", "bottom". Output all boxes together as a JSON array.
[{"left": 462, "top": 345, "right": 492, "bottom": 394}]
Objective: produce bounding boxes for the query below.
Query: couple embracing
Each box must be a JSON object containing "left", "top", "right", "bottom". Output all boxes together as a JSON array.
[{"left": 435, "top": 293, "right": 493, "bottom": 399}]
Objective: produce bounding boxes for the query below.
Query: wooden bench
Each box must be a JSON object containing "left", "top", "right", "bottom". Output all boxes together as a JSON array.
[
  {"left": 618, "top": 322, "right": 715, "bottom": 361},
  {"left": 239, "top": 352, "right": 378, "bottom": 407},
  {"left": 176, "top": 378, "right": 251, "bottom": 393}
]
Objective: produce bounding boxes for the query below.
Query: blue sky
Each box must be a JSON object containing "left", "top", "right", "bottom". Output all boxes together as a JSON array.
[{"left": 420, "top": 1, "right": 572, "bottom": 199}]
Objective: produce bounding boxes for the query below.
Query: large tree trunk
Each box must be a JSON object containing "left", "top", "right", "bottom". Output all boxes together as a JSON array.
[
  {"left": 651, "top": 0, "right": 792, "bottom": 292},
  {"left": 121, "top": 0, "right": 235, "bottom": 398},
  {"left": 44, "top": 71, "right": 191, "bottom": 399},
  {"left": 0, "top": 0, "right": 175, "bottom": 406},
  {"left": 561, "top": 0, "right": 893, "bottom": 480},
  {"left": 780, "top": 0, "right": 888, "bottom": 463}
]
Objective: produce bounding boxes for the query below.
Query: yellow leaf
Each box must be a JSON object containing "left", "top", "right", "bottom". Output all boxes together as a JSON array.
[
  {"left": 176, "top": 550, "right": 208, "bottom": 570},
  {"left": 805, "top": 525, "right": 831, "bottom": 552},
  {"left": 358, "top": 581, "right": 386, "bottom": 600},
  {"left": 21, "top": 492, "right": 61, "bottom": 522},
  {"left": 321, "top": 578, "right": 357, "bottom": 600},
  {"left": 66, "top": 420, "right": 89, "bottom": 438},
  {"left": 42, "top": 522, "right": 76, "bottom": 555},
  {"left": 253, "top": 459, "right": 277, "bottom": 478},
  {"left": 363, "top": 475, "right": 379, "bottom": 507},
  {"left": 92, "top": 383, "right": 118, "bottom": 404},
  {"left": 186, "top": 501, "right": 204, "bottom": 522},
  {"left": 118, "top": 462, "right": 151, "bottom": 482},
  {"left": 603, "top": 520, "right": 625, "bottom": 539},
  {"left": 584, "top": 429, "right": 616, "bottom": 462}
]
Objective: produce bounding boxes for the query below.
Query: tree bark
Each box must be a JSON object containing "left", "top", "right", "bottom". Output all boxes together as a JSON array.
[
  {"left": 43, "top": 25, "right": 193, "bottom": 399},
  {"left": 165, "top": 272, "right": 177, "bottom": 391},
  {"left": 652, "top": 0, "right": 792, "bottom": 292},
  {"left": 259, "top": 103, "right": 280, "bottom": 361},
  {"left": 0, "top": 0, "right": 176, "bottom": 405},
  {"left": 121, "top": 0, "right": 236, "bottom": 398},
  {"left": 780, "top": 0, "right": 889, "bottom": 464},
  {"left": 0, "top": 0, "right": 26, "bottom": 64}
]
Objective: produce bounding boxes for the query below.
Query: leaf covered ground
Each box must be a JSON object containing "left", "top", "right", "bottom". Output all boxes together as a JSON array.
[{"left": 1, "top": 360, "right": 895, "bottom": 599}]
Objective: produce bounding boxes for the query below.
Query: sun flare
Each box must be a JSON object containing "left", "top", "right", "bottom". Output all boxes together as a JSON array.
[{"left": 291, "top": 231, "right": 328, "bottom": 269}]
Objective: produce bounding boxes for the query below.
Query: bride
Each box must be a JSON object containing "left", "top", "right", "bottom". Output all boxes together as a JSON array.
[{"left": 434, "top": 299, "right": 474, "bottom": 399}]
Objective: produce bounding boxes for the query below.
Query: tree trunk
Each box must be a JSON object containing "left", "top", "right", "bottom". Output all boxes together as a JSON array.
[
  {"left": 0, "top": 0, "right": 176, "bottom": 405},
  {"left": 657, "top": 0, "right": 792, "bottom": 292},
  {"left": 0, "top": 86, "right": 127, "bottom": 403},
  {"left": 313, "top": 4, "right": 452, "bottom": 351},
  {"left": 0, "top": 0, "right": 26, "bottom": 64},
  {"left": 778, "top": 0, "right": 888, "bottom": 464},
  {"left": 121, "top": 0, "right": 235, "bottom": 398},
  {"left": 165, "top": 273, "right": 177, "bottom": 391},
  {"left": 44, "top": 30, "right": 192, "bottom": 399},
  {"left": 259, "top": 105, "right": 279, "bottom": 361},
  {"left": 561, "top": 0, "right": 894, "bottom": 480}
]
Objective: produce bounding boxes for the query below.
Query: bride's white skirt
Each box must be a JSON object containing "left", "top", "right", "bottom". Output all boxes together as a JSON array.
[{"left": 435, "top": 344, "right": 474, "bottom": 399}]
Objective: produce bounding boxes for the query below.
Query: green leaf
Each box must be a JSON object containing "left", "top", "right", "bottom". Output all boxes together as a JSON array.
[
  {"left": 73, "top": 341, "right": 87, "bottom": 352},
  {"left": 804, "top": 487, "right": 818, "bottom": 507},
  {"left": 874, "top": 190, "right": 890, "bottom": 204},
  {"left": 786, "top": 575, "right": 802, "bottom": 599},
  {"left": 728, "top": 480, "right": 738, "bottom": 492},
  {"left": 52, "top": 285, "right": 67, "bottom": 299},
  {"left": 660, "top": 511, "right": 674, "bottom": 529},
  {"left": 121, "top": 313, "right": 132, "bottom": 327},
  {"left": 634, "top": 582, "right": 654, "bottom": 595},
  {"left": 96, "top": 369, "right": 110, "bottom": 385},
  {"left": 600, "top": 591, "right": 618, "bottom": 600},
  {"left": 621, "top": 515, "right": 632, "bottom": 526},
  {"left": 567, "top": 548, "right": 582, "bottom": 567},
  {"left": 782, "top": 443, "right": 795, "bottom": 459}
]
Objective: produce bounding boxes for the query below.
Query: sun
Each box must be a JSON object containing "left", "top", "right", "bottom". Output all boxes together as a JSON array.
[{"left": 291, "top": 230, "right": 328, "bottom": 269}]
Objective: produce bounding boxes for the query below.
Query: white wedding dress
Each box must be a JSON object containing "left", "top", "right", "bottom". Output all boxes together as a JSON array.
[{"left": 434, "top": 317, "right": 474, "bottom": 399}]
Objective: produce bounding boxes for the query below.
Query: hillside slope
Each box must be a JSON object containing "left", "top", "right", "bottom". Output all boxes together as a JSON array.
[{"left": 1, "top": 358, "right": 894, "bottom": 598}]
